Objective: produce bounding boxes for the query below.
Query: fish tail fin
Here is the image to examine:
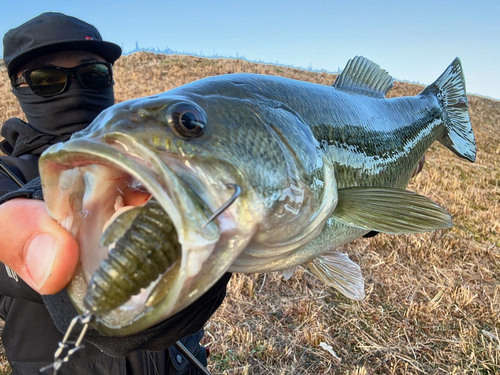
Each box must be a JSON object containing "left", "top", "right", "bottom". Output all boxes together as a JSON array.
[{"left": 421, "top": 58, "right": 476, "bottom": 162}]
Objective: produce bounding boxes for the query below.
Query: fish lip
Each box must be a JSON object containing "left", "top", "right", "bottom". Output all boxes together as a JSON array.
[{"left": 39, "top": 136, "right": 220, "bottom": 334}]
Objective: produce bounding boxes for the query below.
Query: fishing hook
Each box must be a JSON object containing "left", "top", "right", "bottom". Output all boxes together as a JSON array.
[{"left": 201, "top": 183, "right": 241, "bottom": 229}]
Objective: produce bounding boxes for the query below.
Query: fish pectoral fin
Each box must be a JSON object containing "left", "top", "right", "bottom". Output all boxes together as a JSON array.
[
  {"left": 333, "top": 187, "right": 452, "bottom": 234},
  {"left": 307, "top": 252, "right": 365, "bottom": 301}
]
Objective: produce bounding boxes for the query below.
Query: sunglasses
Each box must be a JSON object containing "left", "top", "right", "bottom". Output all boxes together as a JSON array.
[{"left": 12, "top": 62, "right": 113, "bottom": 97}]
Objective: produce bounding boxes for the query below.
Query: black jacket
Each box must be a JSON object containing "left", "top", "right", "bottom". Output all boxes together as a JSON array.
[{"left": 0, "top": 125, "right": 231, "bottom": 374}]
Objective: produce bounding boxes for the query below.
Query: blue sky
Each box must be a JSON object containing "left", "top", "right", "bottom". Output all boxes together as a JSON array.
[{"left": 1, "top": 0, "right": 499, "bottom": 99}]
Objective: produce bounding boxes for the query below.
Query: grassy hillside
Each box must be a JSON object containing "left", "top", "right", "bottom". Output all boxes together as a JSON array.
[{"left": 0, "top": 53, "right": 499, "bottom": 374}]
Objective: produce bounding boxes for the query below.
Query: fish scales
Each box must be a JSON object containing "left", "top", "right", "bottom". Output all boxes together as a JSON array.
[
  {"left": 39, "top": 56, "right": 475, "bottom": 335},
  {"left": 189, "top": 73, "right": 444, "bottom": 190}
]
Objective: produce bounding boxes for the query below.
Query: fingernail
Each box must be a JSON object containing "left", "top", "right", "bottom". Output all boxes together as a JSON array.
[{"left": 25, "top": 233, "right": 58, "bottom": 290}]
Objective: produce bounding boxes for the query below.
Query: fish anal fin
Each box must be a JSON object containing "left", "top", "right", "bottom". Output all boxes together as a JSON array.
[
  {"left": 282, "top": 268, "right": 295, "bottom": 280},
  {"left": 333, "top": 187, "right": 452, "bottom": 234},
  {"left": 308, "top": 251, "right": 365, "bottom": 301},
  {"left": 333, "top": 56, "right": 394, "bottom": 98}
]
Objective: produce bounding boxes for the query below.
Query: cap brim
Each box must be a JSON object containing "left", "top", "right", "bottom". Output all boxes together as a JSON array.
[{"left": 7, "top": 40, "right": 122, "bottom": 77}]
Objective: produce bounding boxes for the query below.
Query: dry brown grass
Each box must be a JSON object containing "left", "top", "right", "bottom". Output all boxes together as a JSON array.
[{"left": 0, "top": 53, "right": 499, "bottom": 374}]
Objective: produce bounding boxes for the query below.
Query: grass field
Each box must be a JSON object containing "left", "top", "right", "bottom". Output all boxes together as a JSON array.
[{"left": 0, "top": 53, "right": 499, "bottom": 374}]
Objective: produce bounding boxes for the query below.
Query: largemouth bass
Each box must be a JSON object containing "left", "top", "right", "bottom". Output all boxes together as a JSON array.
[{"left": 39, "top": 56, "right": 476, "bottom": 336}]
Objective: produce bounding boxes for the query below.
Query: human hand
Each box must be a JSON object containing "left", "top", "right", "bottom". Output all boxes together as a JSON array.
[
  {"left": 0, "top": 184, "right": 151, "bottom": 295},
  {"left": 0, "top": 199, "right": 79, "bottom": 294}
]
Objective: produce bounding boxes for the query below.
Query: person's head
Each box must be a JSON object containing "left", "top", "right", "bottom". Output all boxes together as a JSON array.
[{"left": 2, "top": 12, "right": 122, "bottom": 136}]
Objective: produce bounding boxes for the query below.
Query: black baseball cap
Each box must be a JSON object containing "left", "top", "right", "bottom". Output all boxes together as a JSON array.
[{"left": 3, "top": 12, "right": 122, "bottom": 78}]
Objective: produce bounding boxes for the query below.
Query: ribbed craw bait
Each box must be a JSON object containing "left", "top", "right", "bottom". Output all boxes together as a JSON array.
[{"left": 84, "top": 199, "right": 181, "bottom": 315}]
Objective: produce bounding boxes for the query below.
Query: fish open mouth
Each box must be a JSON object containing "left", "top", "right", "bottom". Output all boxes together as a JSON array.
[{"left": 39, "top": 135, "right": 220, "bottom": 335}]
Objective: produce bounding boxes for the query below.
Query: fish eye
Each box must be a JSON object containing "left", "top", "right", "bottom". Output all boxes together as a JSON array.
[{"left": 167, "top": 102, "right": 206, "bottom": 138}]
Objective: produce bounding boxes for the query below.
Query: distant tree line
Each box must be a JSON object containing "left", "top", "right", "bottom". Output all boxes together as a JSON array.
[{"left": 125, "top": 42, "right": 342, "bottom": 75}]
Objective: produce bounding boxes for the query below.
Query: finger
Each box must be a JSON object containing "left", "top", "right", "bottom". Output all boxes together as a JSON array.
[{"left": 0, "top": 199, "right": 79, "bottom": 294}]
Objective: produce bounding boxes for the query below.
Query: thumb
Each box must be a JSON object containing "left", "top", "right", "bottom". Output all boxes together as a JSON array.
[{"left": 0, "top": 199, "right": 79, "bottom": 294}]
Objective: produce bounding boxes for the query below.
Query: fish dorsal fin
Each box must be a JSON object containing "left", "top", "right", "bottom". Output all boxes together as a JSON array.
[
  {"left": 333, "top": 187, "right": 452, "bottom": 233},
  {"left": 333, "top": 56, "right": 394, "bottom": 98},
  {"left": 307, "top": 251, "right": 365, "bottom": 301}
]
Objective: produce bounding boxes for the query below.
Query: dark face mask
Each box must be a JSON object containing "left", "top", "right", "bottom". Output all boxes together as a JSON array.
[{"left": 12, "top": 83, "right": 115, "bottom": 137}]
